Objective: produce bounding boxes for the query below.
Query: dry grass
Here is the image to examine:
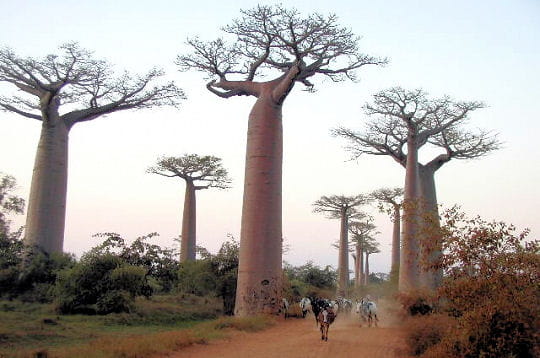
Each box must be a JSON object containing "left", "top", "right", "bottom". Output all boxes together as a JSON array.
[{"left": 4, "top": 314, "right": 276, "bottom": 358}]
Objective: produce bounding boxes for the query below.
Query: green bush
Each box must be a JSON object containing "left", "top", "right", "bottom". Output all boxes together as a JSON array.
[
  {"left": 177, "top": 260, "right": 216, "bottom": 296},
  {"left": 96, "top": 290, "right": 134, "bottom": 314},
  {"left": 55, "top": 253, "right": 150, "bottom": 314}
]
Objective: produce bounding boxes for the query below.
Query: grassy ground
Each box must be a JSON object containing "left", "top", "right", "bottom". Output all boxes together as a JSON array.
[{"left": 0, "top": 294, "right": 275, "bottom": 358}]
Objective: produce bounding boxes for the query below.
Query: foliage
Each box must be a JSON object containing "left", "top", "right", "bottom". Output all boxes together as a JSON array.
[
  {"left": 178, "top": 236, "right": 239, "bottom": 315},
  {"left": 0, "top": 173, "right": 25, "bottom": 294},
  {"left": 90, "top": 232, "right": 179, "bottom": 293},
  {"left": 404, "top": 207, "right": 540, "bottom": 357},
  {"left": 147, "top": 154, "right": 232, "bottom": 189},
  {"left": 177, "top": 260, "right": 216, "bottom": 295},
  {"left": 0, "top": 173, "right": 25, "bottom": 236},
  {"left": 54, "top": 253, "right": 151, "bottom": 314},
  {"left": 16, "top": 251, "right": 75, "bottom": 302},
  {"left": 403, "top": 314, "right": 455, "bottom": 356},
  {"left": 284, "top": 261, "right": 337, "bottom": 291}
]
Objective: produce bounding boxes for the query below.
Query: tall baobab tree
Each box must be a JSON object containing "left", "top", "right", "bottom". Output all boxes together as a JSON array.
[
  {"left": 178, "top": 5, "right": 386, "bottom": 316},
  {"left": 363, "top": 237, "right": 380, "bottom": 285},
  {"left": 0, "top": 43, "right": 184, "bottom": 254},
  {"left": 313, "top": 194, "right": 370, "bottom": 297},
  {"left": 370, "top": 187, "right": 403, "bottom": 282},
  {"left": 332, "top": 87, "right": 498, "bottom": 291},
  {"left": 349, "top": 218, "right": 377, "bottom": 288},
  {"left": 147, "top": 154, "right": 231, "bottom": 262}
]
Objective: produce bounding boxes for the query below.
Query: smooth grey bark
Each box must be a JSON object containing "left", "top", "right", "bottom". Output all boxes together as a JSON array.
[
  {"left": 180, "top": 181, "right": 197, "bottom": 262},
  {"left": 364, "top": 252, "right": 370, "bottom": 285},
  {"left": 399, "top": 128, "right": 422, "bottom": 292},
  {"left": 418, "top": 163, "right": 443, "bottom": 289},
  {"left": 337, "top": 209, "right": 349, "bottom": 296},
  {"left": 234, "top": 75, "right": 291, "bottom": 317},
  {"left": 391, "top": 203, "right": 401, "bottom": 278},
  {"left": 25, "top": 115, "right": 70, "bottom": 253}
]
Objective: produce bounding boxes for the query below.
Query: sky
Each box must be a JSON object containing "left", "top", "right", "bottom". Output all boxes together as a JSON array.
[{"left": 1, "top": 0, "right": 539, "bottom": 274}]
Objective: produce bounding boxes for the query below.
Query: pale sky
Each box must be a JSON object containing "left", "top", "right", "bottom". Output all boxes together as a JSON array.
[{"left": 1, "top": 0, "right": 539, "bottom": 274}]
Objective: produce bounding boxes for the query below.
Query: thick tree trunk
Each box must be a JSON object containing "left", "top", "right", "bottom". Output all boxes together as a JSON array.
[
  {"left": 399, "top": 132, "right": 422, "bottom": 292},
  {"left": 418, "top": 166, "right": 443, "bottom": 290},
  {"left": 24, "top": 118, "right": 70, "bottom": 254},
  {"left": 336, "top": 211, "right": 349, "bottom": 297},
  {"left": 354, "top": 245, "right": 360, "bottom": 288},
  {"left": 180, "top": 181, "right": 197, "bottom": 262},
  {"left": 390, "top": 204, "right": 401, "bottom": 281},
  {"left": 364, "top": 253, "right": 370, "bottom": 285},
  {"left": 234, "top": 87, "right": 284, "bottom": 316}
]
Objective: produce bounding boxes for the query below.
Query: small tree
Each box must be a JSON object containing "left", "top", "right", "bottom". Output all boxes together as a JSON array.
[
  {"left": 0, "top": 43, "right": 184, "bottom": 254},
  {"left": 147, "top": 154, "right": 231, "bottom": 262},
  {"left": 313, "top": 194, "right": 370, "bottom": 296},
  {"left": 178, "top": 5, "right": 385, "bottom": 316},
  {"left": 370, "top": 187, "right": 403, "bottom": 282}
]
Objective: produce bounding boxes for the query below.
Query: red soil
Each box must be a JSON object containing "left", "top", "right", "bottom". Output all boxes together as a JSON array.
[{"left": 161, "top": 308, "right": 410, "bottom": 358}]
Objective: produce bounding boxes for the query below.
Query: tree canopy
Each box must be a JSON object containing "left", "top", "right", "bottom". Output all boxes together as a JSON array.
[
  {"left": 312, "top": 194, "right": 371, "bottom": 219},
  {"left": 332, "top": 87, "right": 498, "bottom": 167},
  {"left": 147, "top": 154, "right": 231, "bottom": 189},
  {"left": 177, "top": 4, "right": 387, "bottom": 97},
  {"left": 0, "top": 42, "right": 184, "bottom": 125}
]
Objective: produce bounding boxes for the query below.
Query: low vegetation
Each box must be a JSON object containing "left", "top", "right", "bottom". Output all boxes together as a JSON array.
[
  {"left": 400, "top": 207, "right": 539, "bottom": 358},
  {"left": 1, "top": 299, "right": 273, "bottom": 358}
]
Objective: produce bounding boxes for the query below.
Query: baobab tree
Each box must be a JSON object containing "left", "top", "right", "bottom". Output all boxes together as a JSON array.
[
  {"left": 177, "top": 5, "right": 386, "bottom": 316},
  {"left": 147, "top": 154, "right": 231, "bottom": 262},
  {"left": 370, "top": 187, "right": 403, "bottom": 282},
  {"left": 363, "top": 237, "right": 380, "bottom": 286},
  {"left": 349, "top": 218, "right": 377, "bottom": 288},
  {"left": 0, "top": 43, "right": 184, "bottom": 254},
  {"left": 313, "top": 194, "right": 370, "bottom": 297},
  {"left": 332, "top": 87, "right": 498, "bottom": 291}
]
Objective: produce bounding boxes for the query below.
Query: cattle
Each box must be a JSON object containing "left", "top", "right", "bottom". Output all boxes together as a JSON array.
[
  {"left": 317, "top": 305, "right": 336, "bottom": 341},
  {"left": 281, "top": 297, "right": 290, "bottom": 319},
  {"left": 310, "top": 297, "right": 328, "bottom": 326},
  {"left": 299, "top": 297, "right": 312, "bottom": 318},
  {"left": 356, "top": 297, "right": 379, "bottom": 327}
]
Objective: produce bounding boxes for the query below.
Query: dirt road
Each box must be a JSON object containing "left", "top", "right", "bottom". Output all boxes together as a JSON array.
[{"left": 166, "top": 311, "right": 409, "bottom": 358}]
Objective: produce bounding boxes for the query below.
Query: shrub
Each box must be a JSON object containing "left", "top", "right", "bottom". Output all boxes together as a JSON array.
[
  {"left": 55, "top": 253, "right": 150, "bottom": 314},
  {"left": 96, "top": 290, "right": 134, "bottom": 314},
  {"left": 403, "top": 314, "right": 454, "bottom": 356},
  {"left": 405, "top": 207, "right": 540, "bottom": 357},
  {"left": 395, "top": 290, "right": 435, "bottom": 317}
]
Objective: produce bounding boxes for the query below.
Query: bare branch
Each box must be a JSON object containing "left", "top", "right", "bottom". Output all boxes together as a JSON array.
[
  {"left": 312, "top": 194, "right": 371, "bottom": 220},
  {"left": 177, "top": 4, "right": 386, "bottom": 95},
  {"left": 147, "top": 154, "right": 232, "bottom": 190},
  {"left": 0, "top": 43, "right": 184, "bottom": 125}
]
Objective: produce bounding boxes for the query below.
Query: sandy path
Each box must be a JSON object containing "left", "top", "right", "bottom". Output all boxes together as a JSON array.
[{"left": 163, "top": 311, "right": 409, "bottom": 358}]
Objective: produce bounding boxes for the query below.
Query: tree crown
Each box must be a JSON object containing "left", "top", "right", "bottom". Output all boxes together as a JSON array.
[
  {"left": 147, "top": 154, "right": 232, "bottom": 189},
  {"left": 332, "top": 87, "right": 499, "bottom": 169},
  {"left": 177, "top": 5, "right": 386, "bottom": 96},
  {"left": 0, "top": 42, "right": 184, "bottom": 125},
  {"left": 312, "top": 194, "right": 371, "bottom": 219}
]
